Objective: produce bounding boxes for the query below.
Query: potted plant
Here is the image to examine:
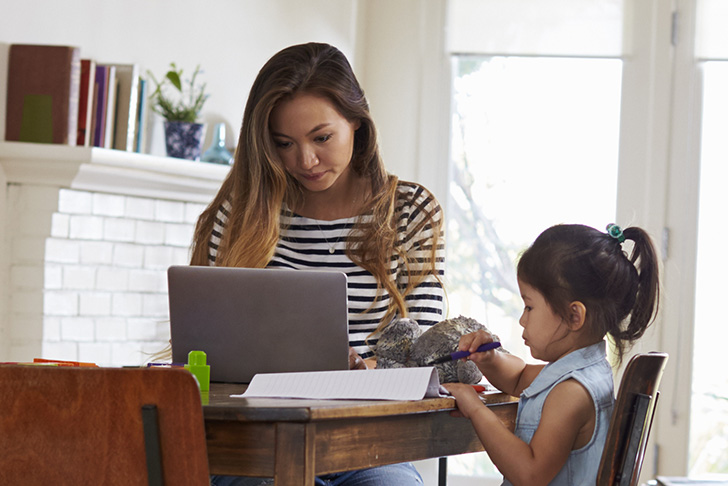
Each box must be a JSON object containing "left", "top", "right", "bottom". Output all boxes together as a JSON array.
[{"left": 148, "top": 63, "right": 210, "bottom": 160}]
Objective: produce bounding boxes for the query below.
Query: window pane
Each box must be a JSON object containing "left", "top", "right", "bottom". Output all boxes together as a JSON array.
[
  {"left": 689, "top": 61, "right": 728, "bottom": 475},
  {"left": 447, "top": 0, "right": 624, "bottom": 56},
  {"left": 447, "top": 55, "right": 621, "bottom": 479}
]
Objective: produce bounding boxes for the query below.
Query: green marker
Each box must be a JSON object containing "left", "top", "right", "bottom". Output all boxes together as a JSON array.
[{"left": 184, "top": 350, "right": 210, "bottom": 392}]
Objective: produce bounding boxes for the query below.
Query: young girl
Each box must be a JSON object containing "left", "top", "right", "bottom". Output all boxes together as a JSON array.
[{"left": 443, "top": 223, "right": 660, "bottom": 486}]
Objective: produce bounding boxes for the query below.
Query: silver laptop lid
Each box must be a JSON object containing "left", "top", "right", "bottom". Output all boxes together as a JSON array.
[{"left": 168, "top": 265, "right": 349, "bottom": 383}]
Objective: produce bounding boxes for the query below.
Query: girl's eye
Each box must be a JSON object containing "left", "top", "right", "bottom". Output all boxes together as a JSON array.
[
  {"left": 524, "top": 306, "right": 532, "bottom": 312},
  {"left": 315, "top": 134, "right": 332, "bottom": 143}
]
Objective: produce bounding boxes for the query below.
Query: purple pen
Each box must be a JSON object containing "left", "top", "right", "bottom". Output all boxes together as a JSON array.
[{"left": 426, "top": 341, "right": 502, "bottom": 365}]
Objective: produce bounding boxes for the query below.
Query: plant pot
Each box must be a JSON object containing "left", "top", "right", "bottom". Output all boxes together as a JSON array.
[{"left": 164, "top": 121, "right": 206, "bottom": 160}]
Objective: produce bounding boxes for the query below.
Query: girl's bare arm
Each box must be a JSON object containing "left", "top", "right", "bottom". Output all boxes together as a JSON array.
[{"left": 444, "top": 378, "right": 595, "bottom": 486}]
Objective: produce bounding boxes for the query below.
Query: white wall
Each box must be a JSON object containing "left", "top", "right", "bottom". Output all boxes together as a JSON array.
[
  {"left": 0, "top": 0, "right": 451, "bottom": 327},
  {"left": 0, "top": 0, "right": 448, "bottom": 367},
  {"left": 0, "top": 0, "right": 447, "bottom": 191},
  {"left": 0, "top": 0, "right": 360, "bottom": 155},
  {"left": 0, "top": 0, "right": 366, "bottom": 359},
  {"left": 355, "top": 0, "right": 450, "bottom": 201}
]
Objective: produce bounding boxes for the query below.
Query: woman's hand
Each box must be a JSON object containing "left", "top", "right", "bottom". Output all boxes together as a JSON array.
[{"left": 349, "top": 347, "right": 368, "bottom": 370}]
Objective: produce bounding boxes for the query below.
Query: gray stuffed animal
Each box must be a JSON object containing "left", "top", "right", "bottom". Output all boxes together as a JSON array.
[{"left": 376, "top": 315, "right": 500, "bottom": 384}]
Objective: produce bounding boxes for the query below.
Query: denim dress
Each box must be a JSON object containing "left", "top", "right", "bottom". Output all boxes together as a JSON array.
[{"left": 502, "top": 341, "right": 614, "bottom": 486}]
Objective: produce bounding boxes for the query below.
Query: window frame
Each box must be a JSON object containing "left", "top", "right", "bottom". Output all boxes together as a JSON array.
[{"left": 411, "top": 0, "right": 702, "bottom": 478}]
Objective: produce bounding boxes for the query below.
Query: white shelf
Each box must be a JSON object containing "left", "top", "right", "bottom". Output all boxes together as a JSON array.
[{"left": 0, "top": 141, "right": 230, "bottom": 203}]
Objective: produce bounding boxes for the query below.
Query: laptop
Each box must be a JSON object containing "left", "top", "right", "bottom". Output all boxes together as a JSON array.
[{"left": 167, "top": 265, "right": 350, "bottom": 383}]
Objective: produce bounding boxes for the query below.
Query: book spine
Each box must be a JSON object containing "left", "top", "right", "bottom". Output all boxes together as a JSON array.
[
  {"left": 76, "top": 59, "right": 96, "bottom": 146},
  {"left": 92, "top": 65, "right": 109, "bottom": 147},
  {"left": 5, "top": 44, "right": 81, "bottom": 145},
  {"left": 103, "top": 65, "right": 117, "bottom": 149},
  {"left": 110, "top": 64, "right": 140, "bottom": 151},
  {"left": 124, "top": 69, "right": 140, "bottom": 151},
  {"left": 67, "top": 47, "right": 81, "bottom": 146},
  {"left": 134, "top": 77, "right": 148, "bottom": 153}
]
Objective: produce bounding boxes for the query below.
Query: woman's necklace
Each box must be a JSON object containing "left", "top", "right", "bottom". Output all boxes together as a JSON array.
[
  {"left": 306, "top": 186, "right": 363, "bottom": 254},
  {"left": 315, "top": 220, "right": 350, "bottom": 254}
]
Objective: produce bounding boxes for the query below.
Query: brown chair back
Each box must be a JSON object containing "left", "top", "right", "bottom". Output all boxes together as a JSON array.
[
  {"left": 0, "top": 365, "right": 210, "bottom": 485},
  {"left": 596, "top": 352, "right": 668, "bottom": 486}
]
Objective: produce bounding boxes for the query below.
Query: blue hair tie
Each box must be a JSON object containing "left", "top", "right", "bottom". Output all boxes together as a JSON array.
[{"left": 606, "top": 223, "right": 625, "bottom": 243}]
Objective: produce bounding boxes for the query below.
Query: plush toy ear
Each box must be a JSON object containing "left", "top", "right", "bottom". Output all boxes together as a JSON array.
[{"left": 567, "top": 301, "right": 587, "bottom": 331}]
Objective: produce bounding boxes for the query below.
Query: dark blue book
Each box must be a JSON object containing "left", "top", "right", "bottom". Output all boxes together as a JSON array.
[
  {"left": 134, "top": 77, "right": 148, "bottom": 153},
  {"left": 92, "top": 64, "right": 109, "bottom": 147}
]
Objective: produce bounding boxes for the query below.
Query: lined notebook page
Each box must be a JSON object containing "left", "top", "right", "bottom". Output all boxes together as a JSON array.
[{"left": 236, "top": 367, "right": 445, "bottom": 400}]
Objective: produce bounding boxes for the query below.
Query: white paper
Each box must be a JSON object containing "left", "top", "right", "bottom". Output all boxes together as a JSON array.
[{"left": 234, "top": 367, "right": 446, "bottom": 401}]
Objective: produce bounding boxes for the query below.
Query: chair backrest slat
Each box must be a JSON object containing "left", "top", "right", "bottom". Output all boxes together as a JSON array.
[{"left": 597, "top": 352, "right": 668, "bottom": 486}]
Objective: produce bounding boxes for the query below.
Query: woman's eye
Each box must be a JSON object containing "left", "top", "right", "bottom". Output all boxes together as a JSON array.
[
  {"left": 315, "top": 134, "right": 332, "bottom": 143},
  {"left": 524, "top": 306, "right": 532, "bottom": 312},
  {"left": 274, "top": 140, "right": 291, "bottom": 149}
]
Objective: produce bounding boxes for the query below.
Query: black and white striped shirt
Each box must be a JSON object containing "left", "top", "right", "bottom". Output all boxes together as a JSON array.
[{"left": 208, "top": 181, "right": 445, "bottom": 358}]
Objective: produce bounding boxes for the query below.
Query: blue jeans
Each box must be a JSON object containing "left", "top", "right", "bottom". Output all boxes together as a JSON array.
[{"left": 210, "top": 462, "right": 423, "bottom": 486}]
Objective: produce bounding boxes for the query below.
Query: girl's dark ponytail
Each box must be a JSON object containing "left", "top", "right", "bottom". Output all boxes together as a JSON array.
[{"left": 611, "top": 227, "right": 660, "bottom": 345}]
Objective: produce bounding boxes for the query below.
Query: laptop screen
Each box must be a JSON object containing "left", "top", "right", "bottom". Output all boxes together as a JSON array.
[{"left": 168, "top": 266, "right": 350, "bottom": 383}]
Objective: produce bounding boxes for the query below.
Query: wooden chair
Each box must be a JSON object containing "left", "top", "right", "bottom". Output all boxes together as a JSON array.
[
  {"left": 597, "top": 352, "right": 669, "bottom": 486},
  {"left": 0, "top": 365, "right": 210, "bottom": 485}
]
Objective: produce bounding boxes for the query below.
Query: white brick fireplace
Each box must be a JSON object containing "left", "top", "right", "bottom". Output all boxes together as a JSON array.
[{"left": 0, "top": 142, "right": 229, "bottom": 366}]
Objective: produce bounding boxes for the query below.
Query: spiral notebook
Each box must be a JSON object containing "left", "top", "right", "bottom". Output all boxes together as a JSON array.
[{"left": 167, "top": 266, "right": 350, "bottom": 383}]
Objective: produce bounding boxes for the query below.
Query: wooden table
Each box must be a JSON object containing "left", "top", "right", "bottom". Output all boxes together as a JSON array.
[{"left": 203, "top": 383, "right": 518, "bottom": 486}]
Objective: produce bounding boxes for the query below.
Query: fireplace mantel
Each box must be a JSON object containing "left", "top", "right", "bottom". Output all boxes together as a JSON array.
[
  {"left": 0, "top": 141, "right": 230, "bottom": 203},
  {"left": 0, "top": 142, "right": 230, "bottom": 364}
]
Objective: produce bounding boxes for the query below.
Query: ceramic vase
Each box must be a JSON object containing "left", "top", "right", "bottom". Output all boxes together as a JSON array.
[
  {"left": 164, "top": 121, "right": 206, "bottom": 160},
  {"left": 201, "top": 122, "right": 234, "bottom": 165}
]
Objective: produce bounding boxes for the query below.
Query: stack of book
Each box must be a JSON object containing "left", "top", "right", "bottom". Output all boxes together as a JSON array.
[{"left": 4, "top": 43, "right": 148, "bottom": 152}]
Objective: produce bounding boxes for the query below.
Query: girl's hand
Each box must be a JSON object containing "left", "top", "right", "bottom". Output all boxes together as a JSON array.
[
  {"left": 442, "top": 383, "right": 485, "bottom": 419},
  {"left": 459, "top": 330, "right": 498, "bottom": 367}
]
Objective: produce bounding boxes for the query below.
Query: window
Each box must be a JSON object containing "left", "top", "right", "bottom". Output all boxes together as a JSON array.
[
  {"left": 445, "top": 1, "right": 624, "bottom": 481},
  {"left": 689, "top": 0, "right": 728, "bottom": 473},
  {"left": 439, "top": 0, "right": 727, "bottom": 480},
  {"left": 448, "top": 54, "right": 621, "bottom": 365},
  {"left": 690, "top": 60, "right": 728, "bottom": 475}
]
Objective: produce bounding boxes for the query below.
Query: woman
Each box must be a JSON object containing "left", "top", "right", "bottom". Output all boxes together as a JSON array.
[{"left": 195, "top": 42, "right": 445, "bottom": 485}]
